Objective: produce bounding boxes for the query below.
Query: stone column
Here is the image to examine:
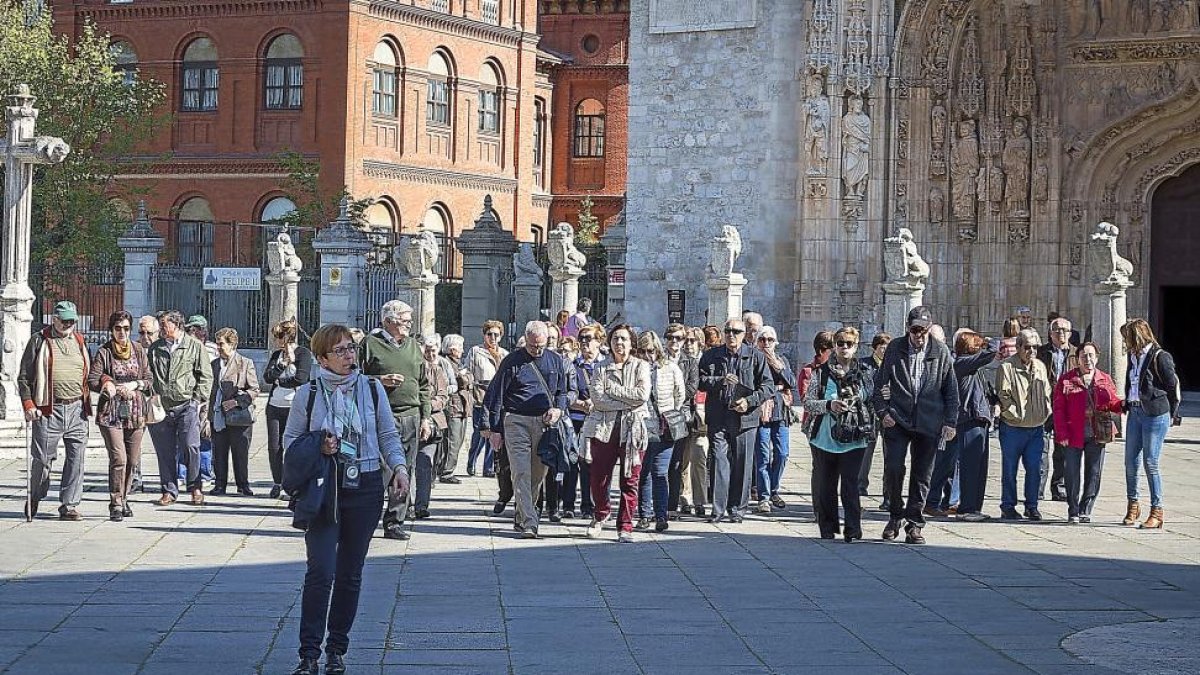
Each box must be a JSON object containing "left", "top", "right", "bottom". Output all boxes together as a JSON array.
[
  {"left": 547, "top": 222, "right": 586, "bottom": 316},
  {"left": 881, "top": 228, "right": 930, "bottom": 334},
  {"left": 881, "top": 281, "right": 924, "bottom": 335},
  {"left": 511, "top": 243, "right": 544, "bottom": 332},
  {"left": 457, "top": 196, "right": 518, "bottom": 342},
  {"left": 396, "top": 233, "right": 439, "bottom": 339},
  {"left": 706, "top": 273, "right": 747, "bottom": 324},
  {"left": 1089, "top": 222, "right": 1135, "bottom": 395},
  {"left": 265, "top": 231, "right": 303, "bottom": 330},
  {"left": 600, "top": 204, "right": 627, "bottom": 324},
  {"left": 312, "top": 198, "right": 373, "bottom": 328},
  {"left": 116, "top": 201, "right": 164, "bottom": 325}
]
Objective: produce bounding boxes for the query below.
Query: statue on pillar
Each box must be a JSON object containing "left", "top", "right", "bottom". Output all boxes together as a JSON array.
[
  {"left": 402, "top": 230, "right": 440, "bottom": 284},
  {"left": 513, "top": 242, "right": 544, "bottom": 284},
  {"left": 266, "top": 232, "right": 303, "bottom": 280},
  {"left": 708, "top": 225, "right": 743, "bottom": 279},
  {"left": 1089, "top": 221, "right": 1134, "bottom": 287},
  {"left": 547, "top": 223, "right": 586, "bottom": 277},
  {"left": 883, "top": 228, "right": 930, "bottom": 290}
]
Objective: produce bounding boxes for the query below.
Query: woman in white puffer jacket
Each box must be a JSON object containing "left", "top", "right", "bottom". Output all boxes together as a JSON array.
[{"left": 635, "top": 330, "right": 686, "bottom": 533}]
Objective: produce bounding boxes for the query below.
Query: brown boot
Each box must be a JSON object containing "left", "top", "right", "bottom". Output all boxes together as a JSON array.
[
  {"left": 1121, "top": 500, "right": 1140, "bottom": 526},
  {"left": 1141, "top": 507, "right": 1163, "bottom": 529}
]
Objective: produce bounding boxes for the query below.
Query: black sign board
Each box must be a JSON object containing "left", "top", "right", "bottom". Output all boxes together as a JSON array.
[{"left": 667, "top": 290, "right": 686, "bottom": 324}]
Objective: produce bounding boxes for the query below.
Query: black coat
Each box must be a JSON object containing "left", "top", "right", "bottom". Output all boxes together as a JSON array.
[
  {"left": 1125, "top": 345, "right": 1180, "bottom": 419},
  {"left": 263, "top": 346, "right": 314, "bottom": 404},
  {"left": 954, "top": 344, "right": 998, "bottom": 427},
  {"left": 281, "top": 428, "right": 336, "bottom": 531},
  {"left": 871, "top": 336, "right": 959, "bottom": 438},
  {"left": 697, "top": 344, "right": 775, "bottom": 430}
]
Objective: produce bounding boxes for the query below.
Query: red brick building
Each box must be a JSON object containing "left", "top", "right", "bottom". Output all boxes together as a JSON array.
[
  {"left": 54, "top": 0, "right": 556, "bottom": 271},
  {"left": 537, "top": 0, "right": 628, "bottom": 232}
]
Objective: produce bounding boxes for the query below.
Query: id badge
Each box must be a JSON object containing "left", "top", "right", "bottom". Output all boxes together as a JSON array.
[
  {"left": 339, "top": 429, "right": 360, "bottom": 458},
  {"left": 343, "top": 457, "right": 361, "bottom": 490}
]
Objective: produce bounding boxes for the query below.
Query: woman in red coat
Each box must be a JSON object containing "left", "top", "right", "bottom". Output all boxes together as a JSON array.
[{"left": 1052, "top": 343, "right": 1123, "bottom": 523}]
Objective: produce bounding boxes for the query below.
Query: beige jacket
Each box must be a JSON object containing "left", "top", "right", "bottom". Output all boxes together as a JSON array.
[
  {"left": 581, "top": 357, "right": 651, "bottom": 473},
  {"left": 996, "top": 354, "right": 1052, "bottom": 428},
  {"left": 467, "top": 344, "right": 508, "bottom": 398}
]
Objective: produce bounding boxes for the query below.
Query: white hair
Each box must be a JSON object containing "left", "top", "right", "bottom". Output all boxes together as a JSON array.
[
  {"left": 441, "top": 334, "right": 464, "bottom": 354},
  {"left": 381, "top": 300, "right": 413, "bottom": 322},
  {"left": 1016, "top": 328, "right": 1041, "bottom": 347},
  {"left": 422, "top": 333, "right": 441, "bottom": 349},
  {"left": 759, "top": 325, "right": 777, "bottom": 341},
  {"left": 744, "top": 312, "right": 763, "bottom": 326},
  {"left": 524, "top": 320, "right": 548, "bottom": 338}
]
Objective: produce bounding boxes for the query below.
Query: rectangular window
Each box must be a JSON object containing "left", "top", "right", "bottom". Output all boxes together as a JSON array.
[
  {"left": 431, "top": 0, "right": 449, "bottom": 11},
  {"left": 373, "top": 69, "right": 397, "bottom": 117},
  {"left": 478, "top": 90, "right": 499, "bottom": 134},
  {"left": 265, "top": 60, "right": 303, "bottom": 110},
  {"left": 182, "top": 63, "right": 219, "bottom": 112},
  {"left": 177, "top": 221, "right": 214, "bottom": 266},
  {"left": 533, "top": 100, "right": 545, "bottom": 169},
  {"left": 482, "top": 0, "right": 499, "bottom": 24},
  {"left": 427, "top": 79, "right": 450, "bottom": 126},
  {"left": 573, "top": 114, "right": 606, "bottom": 158}
]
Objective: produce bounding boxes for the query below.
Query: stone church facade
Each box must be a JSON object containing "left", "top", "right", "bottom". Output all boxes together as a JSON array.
[{"left": 625, "top": 0, "right": 1200, "bottom": 366}]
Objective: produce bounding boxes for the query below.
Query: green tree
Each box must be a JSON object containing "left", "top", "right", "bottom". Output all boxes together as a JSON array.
[
  {"left": 274, "top": 151, "right": 374, "bottom": 230},
  {"left": 575, "top": 193, "right": 599, "bottom": 245},
  {"left": 0, "top": 5, "right": 168, "bottom": 263}
]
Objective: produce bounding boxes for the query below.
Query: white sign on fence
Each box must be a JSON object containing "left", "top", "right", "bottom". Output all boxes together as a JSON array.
[{"left": 202, "top": 267, "right": 262, "bottom": 291}]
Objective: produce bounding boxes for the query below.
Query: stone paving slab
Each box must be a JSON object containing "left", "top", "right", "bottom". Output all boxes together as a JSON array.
[{"left": 0, "top": 413, "right": 1197, "bottom": 674}]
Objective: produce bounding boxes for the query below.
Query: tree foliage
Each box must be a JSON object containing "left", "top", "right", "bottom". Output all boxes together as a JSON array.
[
  {"left": 274, "top": 151, "right": 374, "bottom": 230},
  {"left": 575, "top": 194, "right": 599, "bottom": 245},
  {"left": 0, "top": 5, "right": 167, "bottom": 263}
]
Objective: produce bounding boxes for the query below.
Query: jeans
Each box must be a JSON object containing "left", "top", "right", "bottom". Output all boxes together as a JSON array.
[
  {"left": 755, "top": 421, "right": 790, "bottom": 499},
  {"left": 810, "top": 445, "right": 865, "bottom": 537},
  {"left": 708, "top": 420, "right": 756, "bottom": 518},
  {"left": 857, "top": 429, "right": 881, "bottom": 495},
  {"left": 1065, "top": 441, "right": 1105, "bottom": 517},
  {"left": 467, "top": 406, "right": 494, "bottom": 474},
  {"left": 1124, "top": 406, "right": 1169, "bottom": 507},
  {"left": 881, "top": 425, "right": 938, "bottom": 527},
  {"left": 299, "top": 469, "right": 384, "bottom": 660},
  {"left": 29, "top": 401, "right": 89, "bottom": 510},
  {"left": 412, "top": 436, "right": 439, "bottom": 512},
  {"left": 265, "top": 404, "right": 290, "bottom": 486},
  {"left": 212, "top": 424, "right": 253, "bottom": 491},
  {"left": 956, "top": 423, "right": 990, "bottom": 514},
  {"left": 150, "top": 401, "right": 201, "bottom": 497},
  {"left": 998, "top": 422, "right": 1045, "bottom": 512},
  {"left": 1039, "top": 437, "right": 1067, "bottom": 499},
  {"left": 638, "top": 441, "right": 674, "bottom": 521}
]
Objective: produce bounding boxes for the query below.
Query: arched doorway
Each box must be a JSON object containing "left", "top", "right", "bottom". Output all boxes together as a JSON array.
[{"left": 1150, "top": 162, "right": 1200, "bottom": 390}]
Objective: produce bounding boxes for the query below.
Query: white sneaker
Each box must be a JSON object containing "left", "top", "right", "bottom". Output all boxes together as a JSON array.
[
  {"left": 756, "top": 499, "right": 772, "bottom": 514},
  {"left": 618, "top": 530, "right": 634, "bottom": 544},
  {"left": 585, "top": 520, "right": 604, "bottom": 539},
  {"left": 1068, "top": 516, "right": 1080, "bottom": 524}
]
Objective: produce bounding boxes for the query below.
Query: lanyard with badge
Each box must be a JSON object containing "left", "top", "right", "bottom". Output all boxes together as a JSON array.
[{"left": 320, "top": 378, "right": 363, "bottom": 489}]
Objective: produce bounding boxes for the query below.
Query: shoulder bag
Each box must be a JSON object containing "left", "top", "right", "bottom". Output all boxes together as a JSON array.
[
  {"left": 1085, "top": 379, "right": 1116, "bottom": 444},
  {"left": 655, "top": 367, "right": 689, "bottom": 442},
  {"left": 528, "top": 358, "right": 578, "bottom": 464}
]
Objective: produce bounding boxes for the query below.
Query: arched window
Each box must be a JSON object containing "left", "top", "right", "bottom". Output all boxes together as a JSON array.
[
  {"left": 364, "top": 200, "right": 398, "bottom": 263},
  {"left": 371, "top": 42, "right": 399, "bottom": 117},
  {"left": 260, "top": 196, "right": 297, "bottom": 223},
  {"left": 364, "top": 201, "right": 397, "bottom": 231},
  {"left": 177, "top": 197, "right": 214, "bottom": 265},
  {"left": 573, "top": 98, "right": 606, "bottom": 158},
  {"left": 110, "top": 41, "right": 138, "bottom": 86},
  {"left": 422, "top": 205, "right": 452, "bottom": 278},
  {"left": 426, "top": 52, "right": 452, "bottom": 127},
  {"left": 478, "top": 63, "right": 502, "bottom": 134},
  {"left": 181, "top": 37, "right": 219, "bottom": 112},
  {"left": 264, "top": 34, "right": 304, "bottom": 110}
]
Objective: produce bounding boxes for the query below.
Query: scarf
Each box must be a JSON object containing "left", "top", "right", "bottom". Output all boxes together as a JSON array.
[
  {"left": 317, "top": 367, "right": 363, "bottom": 437},
  {"left": 112, "top": 338, "right": 133, "bottom": 362}
]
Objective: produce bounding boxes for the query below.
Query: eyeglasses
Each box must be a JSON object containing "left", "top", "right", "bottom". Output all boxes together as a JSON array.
[
  {"left": 1021, "top": 344, "right": 1038, "bottom": 351},
  {"left": 113, "top": 325, "right": 132, "bottom": 332},
  {"left": 579, "top": 336, "right": 595, "bottom": 343},
  {"left": 908, "top": 326, "right": 928, "bottom": 336},
  {"left": 57, "top": 319, "right": 76, "bottom": 326},
  {"left": 836, "top": 340, "right": 857, "bottom": 348},
  {"left": 685, "top": 337, "right": 699, "bottom": 343},
  {"left": 329, "top": 345, "right": 356, "bottom": 358},
  {"left": 138, "top": 329, "right": 153, "bottom": 335},
  {"left": 759, "top": 337, "right": 777, "bottom": 343},
  {"left": 724, "top": 328, "right": 745, "bottom": 335},
  {"left": 485, "top": 331, "right": 501, "bottom": 338}
]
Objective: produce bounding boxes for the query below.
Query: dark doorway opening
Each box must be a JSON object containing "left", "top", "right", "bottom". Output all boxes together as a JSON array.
[{"left": 1151, "top": 163, "right": 1200, "bottom": 390}]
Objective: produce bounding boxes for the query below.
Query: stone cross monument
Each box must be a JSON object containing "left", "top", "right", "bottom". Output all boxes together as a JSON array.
[
  {"left": 397, "top": 230, "right": 439, "bottom": 339},
  {"left": 547, "top": 222, "right": 587, "bottom": 316},
  {"left": 0, "top": 85, "right": 70, "bottom": 419},
  {"left": 265, "top": 230, "right": 303, "bottom": 330},
  {"left": 881, "top": 228, "right": 930, "bottom": 334},
  {"left": 512, "top": 242, "right": 544, "bottom": 332},
  {"left": 1089, "top": 221, "right": 1135, "bottom": 395},
  {"left": 706, "top": 225, "right": 746, "bottom": 323}
]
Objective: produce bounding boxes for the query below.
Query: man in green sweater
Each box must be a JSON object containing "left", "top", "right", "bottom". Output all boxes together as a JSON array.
[{"left": 359, "top": 300, "right": 432, "bottom": 540}]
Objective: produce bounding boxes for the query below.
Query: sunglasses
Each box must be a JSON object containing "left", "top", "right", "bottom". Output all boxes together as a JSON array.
[
  {"left": 57, "top": 319, "right": 76, "bottom": 326},
  {"left": 1021, "top": 344, "right": 1038, "bottom": 351},
  {"left": 724, "top": 328, "right": 745, "bottom": 335},
  {"left": 908, "top": 326, "right": 928, "bottom": 335},
  {"left": 579, "top": 336, "right": 595, "bottom": 343},
  {"left": 113, "top": 325, "right": 132, "bottom": 332},
  {"left": 836, "top": 340, "right": 857, "bottom": 348},
  {"left": 666, "top": 335, "right": 685, "bottom": 341},
  {"left": 138, "top": 329, "right": 153, "bottom": 335},
  {"left": 759, "top": 336, "right": 777, "bottom": 343},
  {"left": 485, "top": 331, "right": 501, "bottom": 338}
]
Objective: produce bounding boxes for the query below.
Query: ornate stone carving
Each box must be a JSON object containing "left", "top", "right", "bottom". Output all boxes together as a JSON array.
[
  {"left": 951, "top": 119, "right": 980, "bottom": 220},
  {"left": 547, "top": 222, "right": 586, "bottom": 277},
  {"left": 957, "top": 15, "right": 984, "bottom": 119},
  {"left": 930, "top": 103, "right": 947, "bottom": 176},
  {"left": 1007, "top": 9, "right": 1037, "bottom": 119},
  {"left": 929, "top": 187, "right": 945, "bottom": 225},
  {"left": 1089, "top": 221, "right": 1134, "bottom": 285},
  {"left": 807, "top": 0, "right": 836, "bottom": 74},
  {"left": 266, "top": 232, "right": 303, "bottom": 279},
  {"left": 402, "top": 230, "right": 440, "bottom": 283},
  {"left": 841, "top": 95, "right": 871, "bottom": 199},
  {"left": 806, "top": 179, "right": 828, "bottom": 198},
  {"left": 923, "top": 7, "right": 953, "bottom": 97},
  {"left": 843, "top": 0, "right": 872, "bottom": 96},
  {"left": 1033, "top": 161, "right": 1050, "bottom": 202},
  {"left": 1003, "top": 117, "right": 1032, "bottom": 217},
  {"left": 1008, "top": 220, "right": 1031, "bottom": 244},
  {"left": 708, "top": 225, "right": 742, "bottom": 279},
  {"left": 883, "top": 228, "right": 929, "bottom": 290},
  {"left": 803, "top": 72, "right": 830, "bottom": 175},
  {"left": 512, "top": 242, "right": 544, "bottom": 285}
]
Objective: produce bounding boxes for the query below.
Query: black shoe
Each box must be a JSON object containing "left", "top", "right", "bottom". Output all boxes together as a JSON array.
[
  {"left": 291, "top": 657, "right": 319, "bottom": 675},
  {"left": 878, "top": 500, "right": 892, "bottom": 512},
  {"left": 634, "top": 518, "right": 652, "bottom": 531},
  {"left": 1051, "top": 493, "right": 1066, "bottom": 502},
  {"left": 1024, "top": 508, "right": 1043, "bottom": 521},
  {"left": 237, "top": 487, "right": 255, "bottom": 497},
  {"left": 325, "top": 652, "right": 346, "bottom": 675},
  {"left": 466, "top": 467, "right": 476, "bottom": 477},
  {"left": 23, "top": 496, "right": 40, "bottom": 521},
  {"left": 209, "top": 487, "right": 227, "bottom": 496},
  {"left": 491, "top": 501, "right": 506, "bottom": 516},
  {"left": 707, "top": 513, "right": 726, "bottom": 524},
  {"left": 694, "top": 505, "right": 706, "bottom": 517},
  {"left": 580, "top": 510, "right": 594, "bottom": 520},
  {"left": 882, "top": 519, "right": 902, "bottom": 541},
  {"left": 548, "top": 510, "right": 563, "bottom": 523},
  {"left": 905, "top": 526, "right": 926, "bottom": 545},
  {"left": 729, "top": 511, "right": 744, "bottom": 524},
  {"left": 269, "top": 484, "right": 282, "bottom": 499},
  {"left": 655, "top": 518, "right": 669, "bottom": 533},
  {"left": 1001, "top": 508, "right": 1023, "bottom": 520},
  {"left": 439, "top": 476, "right": 462, "bottom": 484},
  {"left": 122, "top": 503, "right": 133, "bottom": 518},
  {"left": 383, "top": 523, "right": 410, "bottom": 540},
  {"left": 562, "top": 510, "right": 575, "bottom": 520},
  {"left": 109, "top": 508, "right": 124, "bottom": 522},
  {"left": 820, "top": 532, "right": 836, "bottom": 540},
  {"left": 844, "top": 531, "right": 862, "bottom": 543},
  {"left": 482, "top": 471, "right": 496, "bottom": 478},
  {"left": 414, "top": 509, "right": 431, "bottom": 519}
]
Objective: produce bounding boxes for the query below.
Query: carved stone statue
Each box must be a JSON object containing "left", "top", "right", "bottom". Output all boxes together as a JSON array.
[
  {"left": 841, "top": 95, "right": 871, "bottom": 199},
  {"left": 1089, "top": 221, "right": 1135, "bottom": 286},
  {"left": 803, "top": 72, "right": 830, "bottom": 175},
  {"left": 708, "top": 225, "right": 742, "bottom": 279},
  {"left": 266, "top": 232, "right": 303, "bottom": 279},
  {"left": 931, "top": 104, "right": 947, "bottom": 144},
  {"left": 929, "top": 187, "right": 945, "bottom": 225},
  {"left": 402, "top": 230, "right": 440, "bottom": 282},
  {"left": 951, "top": 120, "right": 980, "bottom": 220},
  {"left": 34, "top": 136, "right": 70, "bottom": 164},
  {"left": 1033, "top": 162, "right": 1049, "bottom": 202},
  {"left": 883, "top": 228, "right": 930, "bottom": 290},
  {"left": 1003, "top": 117, "right": 1032, "bottom": 216},
  {"left": 512, "top": 242, "right": 544, "bottom": 284},
  {"left": 988, "top": 160, "right": 1005, "bottom": 209},
  {"left": 547, "top": 222, "right": 586, "bottom": 276}
]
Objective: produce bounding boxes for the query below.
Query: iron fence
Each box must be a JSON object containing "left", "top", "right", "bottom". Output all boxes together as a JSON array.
[
  {"left": 30, "top": 261, "right": 126, "bottom": 350},
  {"left": 534, "top": 243, "right": 608, "bottom": 323}
]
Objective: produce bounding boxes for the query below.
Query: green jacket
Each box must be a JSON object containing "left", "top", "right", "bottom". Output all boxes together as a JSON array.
[
  {"left": 358, "top": 329, "right": 430, "bottom": 419},
  {"left": 148, "top": 334, "right": 213, "bottom": 409}
]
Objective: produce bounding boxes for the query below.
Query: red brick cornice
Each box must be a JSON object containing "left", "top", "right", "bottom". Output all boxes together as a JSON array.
[
  {"left": 362, "top": 160, "right": 518, "bottom": 194},
  {"left": 112, "top": 157, "right": 296, "bottom": 176},
  {"left": 359, "top": 1, "right": 534, "bottom": 47},
  {"left": 79, "top": 0, "right": 322, "bottom": 21}
]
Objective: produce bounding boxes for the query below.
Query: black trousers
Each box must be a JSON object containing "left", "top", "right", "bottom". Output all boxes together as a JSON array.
[
  {"left": 882, "top": 425, "right": 939, "bottom": 528},
  {"left": 857, "top": 428, "right": 881, "bottom": 495},
  {"left": 707, "top": 420, "right": 756, "bottom": 518},
  {"left": 1064, "top": 441, "right": 1105, "bottom": 518},
  {"left": 496, "top": 442, "right": 513, "bottom": 505},
  {"left": 811, "top": 445, "right": 865, "bottom": 538},
  {"left": 1040, "top": 438, "right": 1067, "bottom": 498},
  {"left": 212, "top": 424, "right": 253, "bottom": 491},
  {"left": 265, "top": 404, "right": 290, "bottom": 486}
]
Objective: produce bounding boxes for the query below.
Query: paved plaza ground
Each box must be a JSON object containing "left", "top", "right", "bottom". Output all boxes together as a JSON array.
[{"left": 0, "top": 411, "right": 1197, "bottom": 675}]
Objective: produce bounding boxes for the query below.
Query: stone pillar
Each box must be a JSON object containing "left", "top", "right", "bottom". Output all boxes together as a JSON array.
[
  {"left": 312, "top": 197, "right": 373, "bottom": 328},
  {"left": 547, "top": 222, "right": 586, "bottom": 316},
  {"left": 1089, "top": 222, "right": 1135, "bottom": 395},
  {"left": 265, "top": 231, "right": 302, "bottom": 330},
  {"left": 457, "top": 196, "right": 518, "bottom": 342},
  {"left": 881, "top": 282, "right": 924, "bottom": 335},
  {"left": 600, "top": 204, "right": 627, "bottom": 324},
  {"left": 511, "top": 243, "right": 544, "bottom": 332},
  {"left": 116, "top": 201, "right": 164, "bottom": 325},
  {"left": 881, "top": 228, "right": 930, "bottom": 334},
  {"left": 706, "top": 273, "right": 747, "bottom": 324}
]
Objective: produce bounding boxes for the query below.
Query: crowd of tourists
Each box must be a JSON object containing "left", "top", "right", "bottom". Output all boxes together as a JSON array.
[{"left": 14, "top": 297, "right": 1182, "bottom": 675}]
